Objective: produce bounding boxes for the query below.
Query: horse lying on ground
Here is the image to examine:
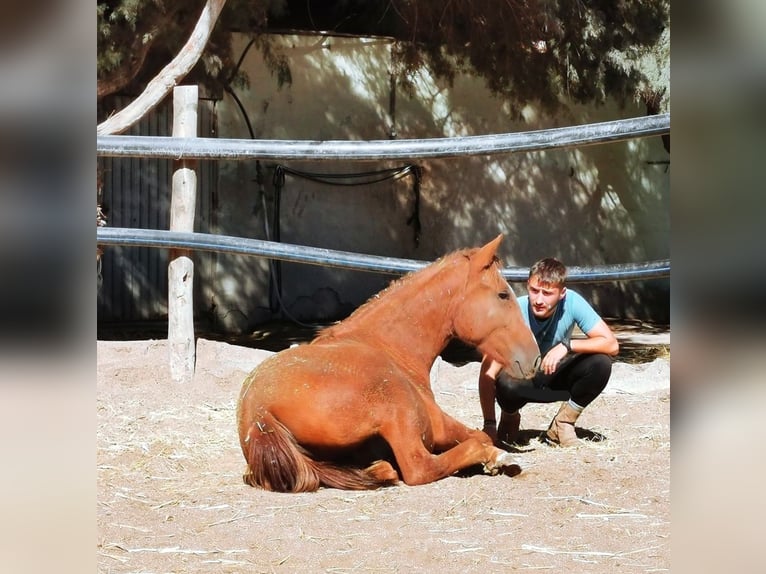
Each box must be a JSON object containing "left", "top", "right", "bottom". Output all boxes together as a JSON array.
[{"left": 236, "top": 235, "right": 540, "bottom": 492}]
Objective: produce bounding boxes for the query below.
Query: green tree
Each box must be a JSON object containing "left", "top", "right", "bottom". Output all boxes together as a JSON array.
[{"left": 97, "top": 0, "right": 669, "bottom": 133}]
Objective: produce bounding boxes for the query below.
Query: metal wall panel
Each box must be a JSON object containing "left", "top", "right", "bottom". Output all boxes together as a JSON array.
[{"left": 97, "top": 96, "right": 218, "bottom": 326}]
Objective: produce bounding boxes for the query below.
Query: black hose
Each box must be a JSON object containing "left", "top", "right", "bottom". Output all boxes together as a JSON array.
[
  {"left": 97, "top": 114, "right": 670, "bottom": 161},
  {"left": 97, "top": 227, "right": 670, "bottom": 283}
]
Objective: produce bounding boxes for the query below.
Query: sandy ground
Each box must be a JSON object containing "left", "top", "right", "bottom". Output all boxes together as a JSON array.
[{"left": 97, "top": 327, "right": 669, "bottom": 573}]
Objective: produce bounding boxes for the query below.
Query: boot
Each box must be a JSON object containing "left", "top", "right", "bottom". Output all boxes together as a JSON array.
[
  {"left": 496, "top": 410, "right": 521, "bottom": 446},
  {"left": 546, "top": 402, "right": 581, "bottom": 447}
]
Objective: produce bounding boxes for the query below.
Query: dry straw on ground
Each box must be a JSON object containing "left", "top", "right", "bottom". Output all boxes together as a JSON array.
[{"left": 98, "top": 331, "right": 669, "bottom": 573}]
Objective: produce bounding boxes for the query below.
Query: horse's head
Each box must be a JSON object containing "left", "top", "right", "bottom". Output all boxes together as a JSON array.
[{"left": 452, "top": 235, "right": 540, "bottom": 379}]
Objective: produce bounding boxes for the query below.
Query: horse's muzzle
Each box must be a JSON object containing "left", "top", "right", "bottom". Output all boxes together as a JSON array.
[{"left": 511, "top": 354, "right": 540, "bottom": 380}]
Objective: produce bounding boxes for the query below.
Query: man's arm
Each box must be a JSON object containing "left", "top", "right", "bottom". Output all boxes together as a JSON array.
[
  {"left": 574, "top": 319, "right": 619, "bottom": 356},
  {"left": 542, "top": 318, "right": 619, "bottom": 375},
  {"left": 478, "top": 356, "right": 502, "bottom": 439}
]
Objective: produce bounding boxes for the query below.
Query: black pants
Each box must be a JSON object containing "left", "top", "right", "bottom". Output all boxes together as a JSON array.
[{"left": 495, "top": 353, "right": 612, "bottom": 413}]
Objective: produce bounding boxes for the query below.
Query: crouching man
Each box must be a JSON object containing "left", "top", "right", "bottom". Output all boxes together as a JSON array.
[{"left": 480, "top": 257, "right": 619, "bottom": 447}]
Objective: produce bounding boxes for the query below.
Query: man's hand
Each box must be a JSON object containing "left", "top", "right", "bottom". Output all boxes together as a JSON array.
[{"left": 541, "top": 343, "right": 568, "bottom": 374}]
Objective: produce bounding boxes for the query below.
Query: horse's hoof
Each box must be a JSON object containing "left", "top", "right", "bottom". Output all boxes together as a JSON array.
[{"left": 484, "top": 451, "right": 522, "bottom": 476}]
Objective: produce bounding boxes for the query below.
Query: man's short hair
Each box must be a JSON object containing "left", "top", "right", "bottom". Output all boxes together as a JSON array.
[{"left": 528, "top": 257, "right": 567, "bottom": 287}]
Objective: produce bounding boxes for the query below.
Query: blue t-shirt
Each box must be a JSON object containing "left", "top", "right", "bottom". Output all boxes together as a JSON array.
[{"left": 518, "top": 289, "right": 601, "bottom": 355}]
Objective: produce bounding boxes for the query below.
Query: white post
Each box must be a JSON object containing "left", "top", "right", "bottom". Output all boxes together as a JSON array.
[{"left": 168, "top": 86, "right": 198, "bottom": 383}]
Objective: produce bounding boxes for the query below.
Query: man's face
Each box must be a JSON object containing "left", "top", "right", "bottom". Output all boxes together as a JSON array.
[{"left": 527, "top": 275, "right": 566, "bottom": 319}]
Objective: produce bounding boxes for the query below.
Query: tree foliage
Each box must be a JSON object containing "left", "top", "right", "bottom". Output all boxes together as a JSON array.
[
  {"left": 98, "top": 0, "right": 229, "bottom": 135},
  {"left": 97, "top": 0, "right": 280, "bottom": 100},
  {"left": 97, "top": 0, "right": 669, "bottom": 123},
  {"left": 386, "top": 0, "right": 669, "bottom": 115}
]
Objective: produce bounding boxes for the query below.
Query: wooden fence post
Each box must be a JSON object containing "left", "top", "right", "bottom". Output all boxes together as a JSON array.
[{"left": 168, "top": 86, "right": 198, "bottom": 383}]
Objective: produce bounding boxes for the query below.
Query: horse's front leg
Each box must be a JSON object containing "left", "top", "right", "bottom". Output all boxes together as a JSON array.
[
  {"left": 430, "top": 412, "right": 519, "bottom": 477},
  {"left": 430, "top": 411, "right": 493, "bottom": 450},
  {"left": 380, "top": 409, "right": 520, "bottom": 486}
]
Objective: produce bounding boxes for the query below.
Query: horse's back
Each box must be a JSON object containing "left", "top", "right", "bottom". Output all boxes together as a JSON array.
[{"left": 240, "top": 338, "right": 386, "bottom": 401}]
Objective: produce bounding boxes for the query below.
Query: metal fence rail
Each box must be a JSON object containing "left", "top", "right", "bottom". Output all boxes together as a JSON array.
[
  {"left": 97, "top": 114, "right": 669, "bottom": 161},
  {"left": 97, "top": 227, "right": 670, "bottom": 283}
]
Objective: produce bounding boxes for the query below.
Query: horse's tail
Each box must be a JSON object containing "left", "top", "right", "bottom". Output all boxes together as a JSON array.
[{"left": 241, "top": 412, "right": 399, "bottom": 492}]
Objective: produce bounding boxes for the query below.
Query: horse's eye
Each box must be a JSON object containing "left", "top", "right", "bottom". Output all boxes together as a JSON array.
[{"left": 498, "top": 291, "right": 510, "bottom": 300}]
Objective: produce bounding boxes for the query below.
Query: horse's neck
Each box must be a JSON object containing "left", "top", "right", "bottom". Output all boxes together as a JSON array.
[
  {"left": 374, "top": 292, "right": 455, "bottom": 373},
  {"left": 325, "top": 262, "right": 462, "bottom": 374}
]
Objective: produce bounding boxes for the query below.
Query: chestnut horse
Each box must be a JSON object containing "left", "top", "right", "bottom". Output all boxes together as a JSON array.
[{"left": 236, "top": 235, "right": 540, "bottom": 492}]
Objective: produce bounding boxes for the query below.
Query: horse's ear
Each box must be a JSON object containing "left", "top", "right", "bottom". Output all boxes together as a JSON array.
[{"left": 471, "top": 234, "right": 504, "bottom": 272}]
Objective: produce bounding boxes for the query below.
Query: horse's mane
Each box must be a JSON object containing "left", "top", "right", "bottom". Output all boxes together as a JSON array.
[{"left": 315, "top": 247, "right": 477, "bottom": 341}]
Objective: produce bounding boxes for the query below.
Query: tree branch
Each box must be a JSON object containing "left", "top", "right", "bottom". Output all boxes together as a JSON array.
[
  {"left": 97, "top": 0, "right": 227, "bottom": 135},
  {"left": 97, "top": 30, "right": 157, "bottom": 98}
]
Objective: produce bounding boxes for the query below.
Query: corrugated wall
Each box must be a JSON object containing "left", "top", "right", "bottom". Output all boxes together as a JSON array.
[{"left": 97, "top": 96, "right": 218, "bottom": 326}]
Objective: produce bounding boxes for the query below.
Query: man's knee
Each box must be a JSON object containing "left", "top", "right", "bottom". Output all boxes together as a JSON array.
[
  {"left": 573, "top": 353, "right": 613, "bottom": 402},
  {"left": 587, "top": 353, "right": 613, "bottom": 381},
  {"left": 495, "top": 372, "right": 527, "bottom": 413}
]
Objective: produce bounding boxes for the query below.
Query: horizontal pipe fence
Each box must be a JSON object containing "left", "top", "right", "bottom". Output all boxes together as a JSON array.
[
  {"left": 97, "top": 227, "right": 670, "bottom": 283},
  {"left": 98, "top": 105, "right": 669, "bottom": 378},
  {"left": 98, "top": 113, "right": 668, "bottom": 161},
  {"left": 97, "top": 112, "right": 670, "bottom": 280}
]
